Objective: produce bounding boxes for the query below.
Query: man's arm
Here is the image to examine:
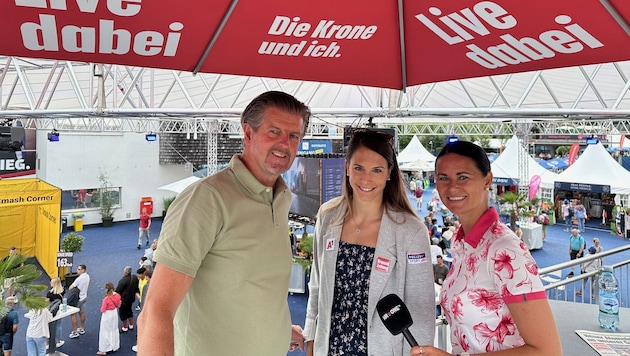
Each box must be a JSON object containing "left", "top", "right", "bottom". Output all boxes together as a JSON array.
[{"left": 138, "top": 263, "right": 193, "bottom": 355}]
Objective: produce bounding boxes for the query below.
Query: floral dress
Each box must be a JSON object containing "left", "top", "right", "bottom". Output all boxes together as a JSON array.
[
  {"left": 328, "top": 241, "right": 375, "bottom": 355},
  {"left": 440, "top": 208, "right": 547, "bottom": 354}
]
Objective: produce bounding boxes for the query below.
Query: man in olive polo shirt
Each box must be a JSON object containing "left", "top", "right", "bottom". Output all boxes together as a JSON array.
[{"left": 138, "top": 91, "right": 310, "bottom": 355}]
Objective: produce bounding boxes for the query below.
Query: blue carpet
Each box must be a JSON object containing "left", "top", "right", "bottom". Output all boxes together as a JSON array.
[{"left": 8, "top": 190, "right": 628, "bottom": 355}]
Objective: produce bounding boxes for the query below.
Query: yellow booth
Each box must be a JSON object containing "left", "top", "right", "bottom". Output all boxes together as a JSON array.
[{"left": 0, "top": 178, "right": 61, "bottom": 278}]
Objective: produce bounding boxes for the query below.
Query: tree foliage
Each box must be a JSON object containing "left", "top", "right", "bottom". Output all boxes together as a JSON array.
[{"left": 0, "top": 254, "right": 49, "bottom": 314}]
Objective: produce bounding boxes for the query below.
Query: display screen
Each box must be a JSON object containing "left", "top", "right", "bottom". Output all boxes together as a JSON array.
[{"left": 283, "top": 157, "right": 345, "bottom": 218}]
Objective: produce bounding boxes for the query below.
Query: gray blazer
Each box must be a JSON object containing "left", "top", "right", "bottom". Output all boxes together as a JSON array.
[{"left": 303, "top": 199, "right": 436, "bottom": 356}]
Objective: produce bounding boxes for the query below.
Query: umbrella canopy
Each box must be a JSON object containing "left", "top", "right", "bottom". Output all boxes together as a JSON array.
[
  {"left": 158, "top": 176, "right": 201, "bottom": 194},
  {"left": 2, "top": 1, "right": 630, "bottom": 90},
  {"left": 538, "top": 157, "right": 569, "bottom": 170}
]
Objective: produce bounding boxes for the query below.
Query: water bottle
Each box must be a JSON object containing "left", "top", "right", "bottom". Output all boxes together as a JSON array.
[
  {"left": 598, "top": 266, "right": 619, "bottom": 331},
  {"left": 62, "top": 297, "right": 67, "bottom": 313}
]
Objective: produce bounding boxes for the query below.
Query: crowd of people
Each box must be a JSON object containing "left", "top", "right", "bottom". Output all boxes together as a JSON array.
[{"left": 0, "top": 236, "right": 157, "bottom": 356}]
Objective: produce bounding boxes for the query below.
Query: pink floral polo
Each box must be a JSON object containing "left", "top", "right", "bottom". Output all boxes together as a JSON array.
[{"left": 440, "top": 208, "right": 546, "bottom": 354}]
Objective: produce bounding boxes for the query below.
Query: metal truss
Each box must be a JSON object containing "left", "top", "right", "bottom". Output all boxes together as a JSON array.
[{"left": 2, "top": 57, "right": 630, "bottom": 137}]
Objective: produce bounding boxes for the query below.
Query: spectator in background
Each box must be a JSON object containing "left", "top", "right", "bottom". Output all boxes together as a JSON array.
[
  {"left": 593, "top": 238, "right": 603, "bottom": 266},
  {"left": 135, "top": 268, "right": 147, "bottom": 311},
  {"left": 2, "top": 247, "right": 21, "bottom": 299},
  {"left": 24, "top": 307, "right": 53, "bottom": 356},
  {"left": 137, "top": 207, "right": 151, "bottom": 249},
  {"left": 433, "top": 255, "right": 449, "bottom": 286},
  {"left": 568, "top": 228, "right": 585, "bottom": 277},
  {"left": 575, "top": 201, "right": 587, "bottom": 232},
  {"left": 143, "top": 239, "right": 158, "bottom": 269},
  {"left": 562, "top": 199, "right": 572, "bottom": 231},
  {"left": 414, "top": 183, "right": 424, "bottom": 211},
  {"left": 97, "top": 282, "right": 121, "bottom": 355},
  {"left": 68, "top": 264, "right": 89, "bottom": 339},
  {"left": 429, "top": 218, "right": 439, "bottom": 237},
  {"left": 131, "top": 269, "right": 152, "bottom": 353},
  {"left": 577, "top": 247, "right": 599, "bottom": 299},
  {"left": 45, "top": 277, "right": 65, "bottom": 349},
  {"left": 0, "top": 297, "right": 19, "bottom": 356},
  {"left": 115, "top": 266, "right": 139, "bottom": 332},
  {"left": 539, "top": 210, "right": 550, "bottom": 241},
  {"left": 430, "top": 237, "right": 443, "bottom": 264}
]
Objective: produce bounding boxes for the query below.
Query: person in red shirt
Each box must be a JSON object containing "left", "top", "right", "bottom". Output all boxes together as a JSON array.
[{"left": 138, "top": 207, "right": 151, "bottom": 249}]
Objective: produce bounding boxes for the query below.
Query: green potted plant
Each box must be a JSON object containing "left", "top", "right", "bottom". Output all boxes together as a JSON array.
[
  {"left": 96, "top": 171, "right": 117, "bottom": 227},
  {"left": 498, "top": 191, "right": 534, "bottom": 231},
  {"left": 60, "top": 232, "right": 85, "bottom": 286},
  {"left": 293, "top": 232, "right": 313, "bottom": 271},
  {"left": 0, "top": 254, "right": 48, "bottom": 312},
  {"left": 162, "top": 196, "right": 176, "bottom": 219}
]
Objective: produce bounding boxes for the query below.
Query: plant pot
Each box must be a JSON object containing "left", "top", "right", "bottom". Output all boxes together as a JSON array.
[{"left": 102, "top": 216, "right": 114, "bottom": 227}]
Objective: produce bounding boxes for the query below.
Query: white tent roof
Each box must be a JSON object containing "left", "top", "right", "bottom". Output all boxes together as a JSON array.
[
  {"left": 491, "top": 136, "right": 558, "bottom": 189},
  {"left": 554, "top": 142, "right": 630, "bottom": 195},
  {"left": 158, "top": 176, "right": 201, "bottom": 194},
  {"left": 397, "top": 136, "right": 436, "bottom": 165}
]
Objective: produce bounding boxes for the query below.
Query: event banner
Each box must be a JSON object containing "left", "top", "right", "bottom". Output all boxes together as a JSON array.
[
  {"left": 555, "top": 181, "right": 610, "bottom": 193},
  {"left": 1, "top": 1, "right": 629, "bottom": 89}
]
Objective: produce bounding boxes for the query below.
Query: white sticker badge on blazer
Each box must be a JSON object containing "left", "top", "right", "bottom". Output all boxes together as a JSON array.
[
  {"left": 325, "top": 238, "right": 335, "bottom": 251},
  {"left": 407, "top": 253, "right": 427, "bottom": 264}
]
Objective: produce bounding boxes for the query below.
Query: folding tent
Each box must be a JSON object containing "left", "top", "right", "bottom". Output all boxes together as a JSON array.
[
  {"left": 0, "top": 178, "right": 61, "bottom": 278},
  {"left": 397, "top": 135, "right": 435, "bottom": 166}
]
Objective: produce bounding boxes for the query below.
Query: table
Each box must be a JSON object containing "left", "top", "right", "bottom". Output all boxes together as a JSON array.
[
  {"left": 521, "top": 224, "right": 543, "bottom": 250},
  {"left": 549, "top": 300, "right": 630, "bottom": 355},
  {"left": 48, "top": 305, "right": 79, "bottom": 356}
]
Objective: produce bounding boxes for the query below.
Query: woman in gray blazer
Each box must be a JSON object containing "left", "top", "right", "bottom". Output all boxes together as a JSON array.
[{"left": 303, "top": 129, "right": 435, "bottom": 355}]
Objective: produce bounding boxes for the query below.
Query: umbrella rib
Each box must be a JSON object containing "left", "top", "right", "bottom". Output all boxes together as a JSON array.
[
  {"left": 193, "top": 0, "right": 240, "bottom": 75},
  {"left": 397, "top": 0, "right": 407, "bottom": 92},
  {"left": 599, "top": 0, "right": 630, "bottom": 37}
]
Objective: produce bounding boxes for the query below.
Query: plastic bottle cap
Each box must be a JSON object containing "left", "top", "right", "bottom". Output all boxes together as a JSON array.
[{"left": 602, "top": 266, "right": 614, "bottom": 273}]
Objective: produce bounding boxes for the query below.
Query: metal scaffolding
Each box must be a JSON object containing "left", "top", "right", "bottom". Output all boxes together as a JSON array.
[{"left": 2, "top": 57, "right": 630, "bottom": 139}]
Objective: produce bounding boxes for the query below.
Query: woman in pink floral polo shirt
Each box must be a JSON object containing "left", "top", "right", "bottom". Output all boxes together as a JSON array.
[{"left": 411, "top": 140, "right": 561, "bottom": 356}]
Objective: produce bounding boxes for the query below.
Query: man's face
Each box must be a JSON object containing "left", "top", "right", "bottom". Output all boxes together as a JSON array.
[
  {"left": 77, "top": 266, "right": 84, "bottom": 274},
  {"left": 242, "top": 106, "right": 304, "bottom": 187}
]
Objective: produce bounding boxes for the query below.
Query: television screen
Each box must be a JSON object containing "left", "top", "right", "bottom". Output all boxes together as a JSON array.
[{"left": 283, "top": 157, "right": 345, "bottom": 218}]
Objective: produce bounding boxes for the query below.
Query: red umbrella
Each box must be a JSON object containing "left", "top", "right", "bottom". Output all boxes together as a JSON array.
[{"left": 2, "top": 0, "right": 630, "bottom": 90}]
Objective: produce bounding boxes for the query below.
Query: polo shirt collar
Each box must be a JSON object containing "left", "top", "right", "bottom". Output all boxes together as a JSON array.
[{"left": 454, "top": 207, "right": 499, "bottom": 248}]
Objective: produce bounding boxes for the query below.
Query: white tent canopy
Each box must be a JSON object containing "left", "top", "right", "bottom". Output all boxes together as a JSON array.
[
  {"left": 397, "top": 135, "right": 436, "bottom": 165},
  {"left": 491, "top": 136, "right": 558, "bottom": 189},
  {"left": 554, "top": 142, "right": 630, "bottom": 195},
  {"left": 158, "top": 176, "right": 201, "bottom": 194},
  {"left": 399, "top": 159, "right": 434, "bottom": 172}
]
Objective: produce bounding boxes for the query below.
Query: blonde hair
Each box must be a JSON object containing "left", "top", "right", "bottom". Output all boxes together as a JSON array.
[{"left": 50, "top": 277, "right": 64, "bottom": 295}]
